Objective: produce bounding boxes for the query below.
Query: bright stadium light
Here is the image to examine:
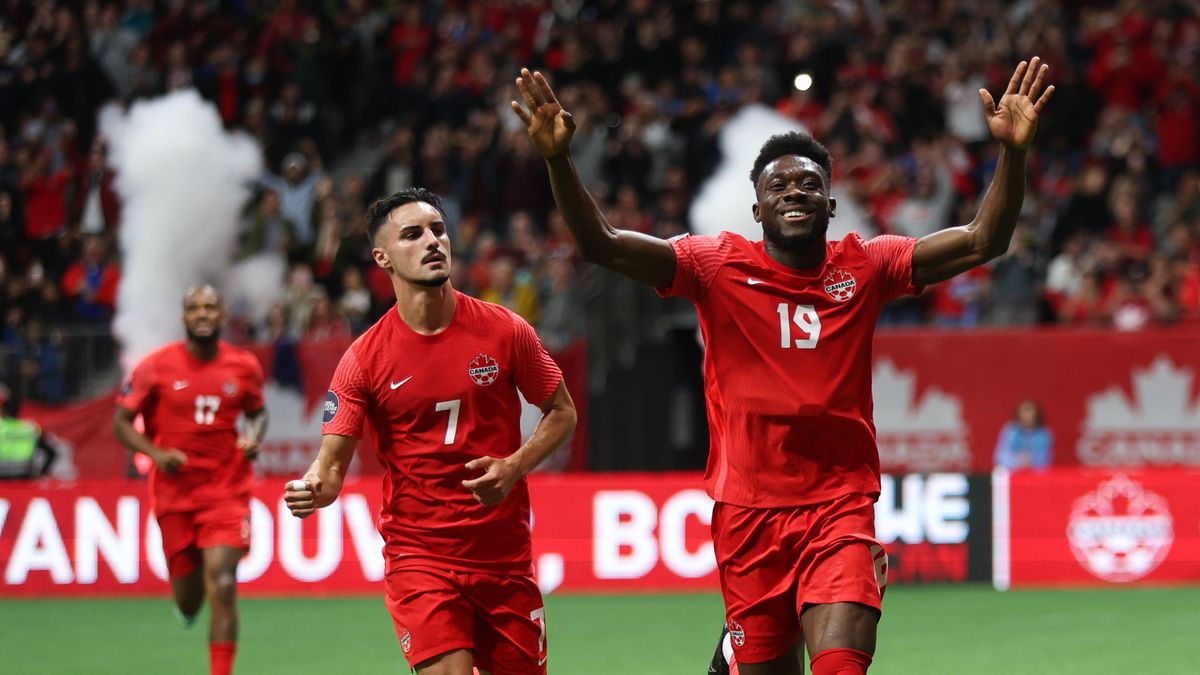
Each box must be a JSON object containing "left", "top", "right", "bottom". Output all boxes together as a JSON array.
[{"left": 793, "top": 72, "right": 814, "bottom": 91}]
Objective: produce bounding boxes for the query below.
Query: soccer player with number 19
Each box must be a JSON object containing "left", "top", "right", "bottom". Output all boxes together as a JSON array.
[
  {"left": 514, "top": 56, "right": 1053, "bottom": 674},
  {"left": 284, "top": 188, "right": 576, "bottom": 675}
]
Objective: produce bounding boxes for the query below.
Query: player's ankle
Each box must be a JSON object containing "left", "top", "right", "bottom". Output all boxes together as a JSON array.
[
  {"left": 810, "top": 647, "right": 872, "bottom": 675},
  {"left": 173, "top": 605, "right": 198, "bottom": 628}
]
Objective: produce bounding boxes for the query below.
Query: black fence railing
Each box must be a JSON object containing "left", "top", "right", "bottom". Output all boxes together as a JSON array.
[{"left": 1, "top": 324, "right": 118, "bottom": 405}]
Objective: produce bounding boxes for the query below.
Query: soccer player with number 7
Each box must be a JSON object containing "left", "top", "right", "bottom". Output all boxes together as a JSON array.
[
  {"left": 513, "top": 56, "right": 1053, "bottom": 674},
  {"left": 283, "top": 188, "right": 576, "bottom": 675}
]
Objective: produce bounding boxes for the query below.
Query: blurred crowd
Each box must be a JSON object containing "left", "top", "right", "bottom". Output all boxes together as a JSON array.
[{"left": 1, "top": 0, "right": 1199, "bottom": 402}]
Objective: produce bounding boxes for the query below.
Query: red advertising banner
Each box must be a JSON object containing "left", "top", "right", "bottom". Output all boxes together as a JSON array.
[
  {"left": 0, "top": 475, "right": 718, "bottom": 597},
  {"left": 996, "top": 468, "right": 1200, "bottom": 588},
  {"left": 0, "top": 472, "right": 983, "bottom": 596},
  {"left": 872, "top": 329, "right": 1200, "bottom": 473}
]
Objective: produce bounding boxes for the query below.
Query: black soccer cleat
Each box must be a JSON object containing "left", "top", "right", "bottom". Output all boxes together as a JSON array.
[{"left": 707, "top": 624, "right": 730, "bottom": 674}]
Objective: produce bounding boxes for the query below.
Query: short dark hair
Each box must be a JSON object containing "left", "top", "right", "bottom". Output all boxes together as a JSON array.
[
  {"left": 366, "top": 188, "right": 446, "bottom": 244},
  {"left": 749, "top": 132, "right": 833, "bottom": 187},
  {"left": 183, "top": 283, "right": 222, "bottom": 307}
]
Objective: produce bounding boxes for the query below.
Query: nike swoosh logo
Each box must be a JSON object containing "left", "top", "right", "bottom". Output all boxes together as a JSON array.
[
  {"left": 390, "top": 376, "right": 413, "bottom": 390},
  {"left": 747, "top": 278, "right": 765, "bottom": 286},
  {"left": 172, "top": 381, "right": 189, "bottom": 390},
  {"left": 539, "top": 657, "right": 548, "bottom": 666}
]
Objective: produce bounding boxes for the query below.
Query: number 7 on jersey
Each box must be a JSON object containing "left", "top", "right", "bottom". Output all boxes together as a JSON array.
[{"left": 435, "top": 400, "right": 461, "bottom": 444}]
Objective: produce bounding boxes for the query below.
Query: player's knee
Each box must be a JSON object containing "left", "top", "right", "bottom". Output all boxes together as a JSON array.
[{"left": 206, "top": 570, "right": 237, "bottom": 603}]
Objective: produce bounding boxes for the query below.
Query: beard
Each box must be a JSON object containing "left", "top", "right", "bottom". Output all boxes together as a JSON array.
[
  {"left": 186, "top": 326, "right": 221, "bottom": 344},
  {"left": 763, "top": 218, "right": 828, "bottom": 252},
  {"left": 413, "top": 274, "right": 450, "bottom": 288}
]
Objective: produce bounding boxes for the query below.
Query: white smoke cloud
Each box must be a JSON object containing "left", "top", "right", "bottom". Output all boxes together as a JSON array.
[
  {"left": 226, "top": 254, "right": 287, "bottom": 328},
  {"left": 688, "top": 104, "right": 873, "bottom": 242},
  {"left": 102, "top": 90, "right": 270, "bottom": 370}
]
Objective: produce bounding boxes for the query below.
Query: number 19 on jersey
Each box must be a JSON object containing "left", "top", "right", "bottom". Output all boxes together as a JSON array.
[{"left": 777, "top": 303, "right": 821, "bottom": 349}]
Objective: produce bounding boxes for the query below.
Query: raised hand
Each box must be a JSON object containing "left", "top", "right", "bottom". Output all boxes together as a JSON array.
[
  {"left": 511, "top": 68, "right": 576, "bottom": 159},
  {"left": 980, "top": 56, "right": 1055, "bottom": 151}
]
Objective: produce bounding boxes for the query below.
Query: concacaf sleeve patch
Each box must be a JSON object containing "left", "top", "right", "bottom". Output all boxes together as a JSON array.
[{"left": 323, "top": 391, "right": 340, "bottom": 423}]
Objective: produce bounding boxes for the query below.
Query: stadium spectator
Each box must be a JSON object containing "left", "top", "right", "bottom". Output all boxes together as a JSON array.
[
  {"left": 336, "top": 267, "right": 372, "bottom": 335},
  {"left": 282, "top": 262, "right": 325, "bottom": 339},
  {"left": 0, "top": 382, "right": 58, "bottom": 478},
  {"left": 986, "top": 226, "right": 1043, "bottom": 326},
  {"left": 480, "top": 254, "right": 540, "bottom": 326},
  {"left": 70, "top": 140, "right": 120, "bottom": 235},
  {"left": 259, "top": 149, "right": 323, "bottom": 252},
  {"left": 60, "top": 234, "right": 120, "bottom": 322},
  {"left": 239, "top": 189, "right": 297, "bottom": 259},
  {"left": 994, "top": 399, "right": 1053, "bottom": 471}
]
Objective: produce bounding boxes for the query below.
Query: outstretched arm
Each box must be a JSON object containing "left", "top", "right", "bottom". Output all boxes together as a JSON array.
[
  {"left": 512, "top": 68, "right": 677, "bottom": 288},
  {"left": 912, "top": 57, "right": 1055, "bottom": 286}
]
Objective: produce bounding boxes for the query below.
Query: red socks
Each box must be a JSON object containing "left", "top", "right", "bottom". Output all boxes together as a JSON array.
[
  {"left": 210, "top": 641, "right": 236, "bottom": 675},
  {"left": 810, "top": 648, "right": 872, "bottom": 675}
]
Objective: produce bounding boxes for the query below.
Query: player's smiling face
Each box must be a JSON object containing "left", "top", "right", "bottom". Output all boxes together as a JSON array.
[
  {"left": 183, "top": 286, "right": 224, "bottom": 344},
  {"left": 753, "top": 155, "right": 836, "bottom": 252},
  {"left": 373, "top": 201, "right": 452, "bottom": 287}
]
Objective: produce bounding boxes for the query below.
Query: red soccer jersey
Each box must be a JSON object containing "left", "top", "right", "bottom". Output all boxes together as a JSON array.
[
  {"left": 659, "top": 231, "right": 922, "bottom": 507},
  {"left": 322, "top": 291, "right": 562, "bottom": 575},
  {"left": 117, "top": 342, "right": 265, "bottom": 515}
]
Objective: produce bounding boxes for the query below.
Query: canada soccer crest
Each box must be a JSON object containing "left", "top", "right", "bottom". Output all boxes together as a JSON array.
[
  {"left": 823, "top": 268, "right": 856, "bottom": 302},
  {"left": 1066, "top": 474, "right": 1174, "bottom": 583},
  {"left": 468, "top": 354, "right": 501, "bottom": 386},
  {"left": 727, "top": 620, "right": 746, "bottom": 647},
  {"left": 399, "top": 628, "right": 412, "bottom": 653}
]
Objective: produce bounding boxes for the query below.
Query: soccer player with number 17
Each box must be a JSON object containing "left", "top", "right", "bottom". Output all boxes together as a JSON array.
[
  {"left": 514, "top": 56, "right": 1053, "bottom": 674},
  {"left": 114, "top": 285, "right": 269, "bottom": 675},
  {"left": 284, "top": 188, "right": 576, "bottom": 675}
]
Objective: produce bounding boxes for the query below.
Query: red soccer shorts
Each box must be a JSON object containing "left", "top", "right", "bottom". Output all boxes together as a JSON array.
[
  {"left": 156, "top": 504, "right": 251, "bottom": 579},
  {"left": 713, "top": 493, "right": 888, "bottom": 664},
  {"left": 384, "top": 566, "right": 548, "bottom": 673}
]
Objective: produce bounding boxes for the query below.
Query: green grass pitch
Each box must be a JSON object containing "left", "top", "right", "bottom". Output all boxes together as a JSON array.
[{"left": 2, "top": 585, "right": 1197, "bottom": 674}]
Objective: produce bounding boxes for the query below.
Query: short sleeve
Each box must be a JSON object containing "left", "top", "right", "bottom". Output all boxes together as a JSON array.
[
  {"left": 656, "top": 233, "right": 730, "bottom": 302},
  {"left": 510, "top": 312, "right": 562, "bottom": 406},
  {"left": 242, "top": 355, "right": 266, "bottom": 413},
  {"left": 322, "top": 348, "right": 370, "bottom": 438},
  {"left": 863, "top": 234, "right": 924, "bottom": 301},
  {"left": 117, "top": 355, "right": 157, "bottom": 413}
]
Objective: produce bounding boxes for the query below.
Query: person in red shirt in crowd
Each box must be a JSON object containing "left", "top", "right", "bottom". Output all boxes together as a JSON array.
[
  {"left": 113, "top": 285, "right": 269, "bottom": 675},
  {"left": 1105, "top": 194, "right": 1155, "bottom": 264},
  {"left": 514, "top": 56, "right": 1053, "bottom": 675},
  {"left": 1154, "top": 63, "right": 1200, "bottom": 188},
  {"left": 284, "top": 188, "right": 576, "bottom": 675},
  {"left": 69, "top": 141, "right": 121, "bottom": 235},
  {"left": 388, "top": 3, "right": 432, "bottom": 89},
  {"left": 60, "top": 234, "right": 120, "bottom": 321},
  {"left": 20, "top": 145, "right": 73, "bottom": 244},
  {"left": 1058, "top": 271, "right": 1110, "bottom": 327}
]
